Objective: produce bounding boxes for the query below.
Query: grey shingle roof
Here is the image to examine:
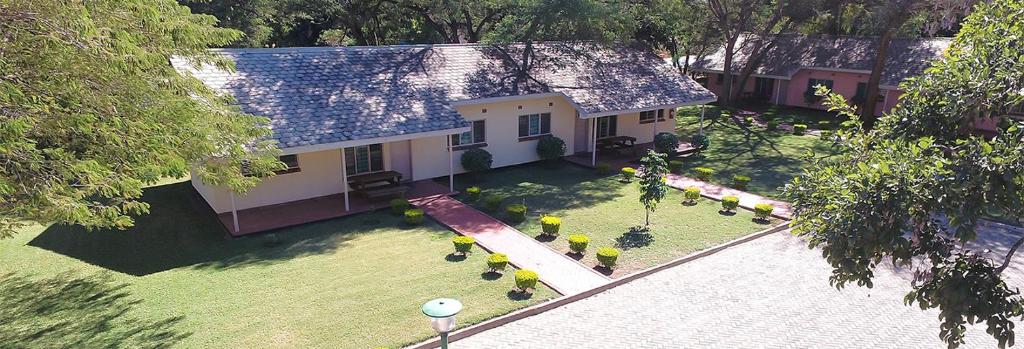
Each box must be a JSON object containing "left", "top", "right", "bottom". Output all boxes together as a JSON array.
[
  {"left": 174, "top": 43, "right": 714, "bottom": 149},
  {"left": 693, "top": 34, "right": 951, "bottom": 87}
]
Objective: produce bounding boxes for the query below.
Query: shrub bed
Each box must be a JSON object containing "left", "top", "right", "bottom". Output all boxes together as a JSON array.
[
  {"left": 721, "top": 196, "right": 740, "bottom": 212},
  {"left": 568, "top": 234, "right": 590, "bottom": 254},
  {"left": 668, "top": 160, "right": 683, "bottom": 174},
  {"left": 654, "top": 132, "right": 681, "bottom": 157},
  {"left": 466, "top": 186, "right": 482, "bottom": 201},
  {"left": 754, "top": 203, "right": 774, "bottom": 220},
  {"left": 596, "top": 247, "right": 620, "bottom": 269},
  {"left": 514, "top": 269, "right": 539, "bottom": 292},
  {"left": 403, "top": 208, "right": 424, "bottom": 225},
  {"left": 540, "top": 216, "right": 561, "bottom": 236},
  {"left": 390, "top": 198, "right": 410, "bottom": 215},
  {"left": 487, "top": 253, "right": 509, "bottom": 273},
  {"left": 793, "top": 124, "right": 807, "bottom": 135},
  {"left": 536, "top": 136, "right": 567, "bottom": 165},
  {"left": 767, "top": 121, "right": 780, "bottom": 131},
  {"left": 595, "top": 163, "right": 611, "bottom": 175},
  {"left": 620, "top": 167, "right": 636, "bottom": 182},
  {"left": 733, "top": 175, "right": 751, "bottom": 190},
  {"left": 506, "top": 203, "right": 528, "bottom": 222},
  {"left": 483, "top": 194, "right": 504, "bottom": 211},
  {"left": 460, "top": 148, "right": 493, "bottom": 174},
  {"left": 452, "top": 236, "right": 475, "bottom": 255},
  {"left": 694, "top": 167, "right": 713, "bottom": 181},
  {"left": 683, "top": 186, "right": 701, "bottom": 204}
]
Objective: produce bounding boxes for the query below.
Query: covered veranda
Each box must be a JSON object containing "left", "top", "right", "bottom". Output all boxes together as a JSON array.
[{"left": 567, "top": 104, "right": 708, "bottom": 169}]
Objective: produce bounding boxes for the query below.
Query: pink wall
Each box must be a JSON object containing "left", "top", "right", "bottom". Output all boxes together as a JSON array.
[{"left": 703, "top": 70, "right": 904, "bottom": 116}]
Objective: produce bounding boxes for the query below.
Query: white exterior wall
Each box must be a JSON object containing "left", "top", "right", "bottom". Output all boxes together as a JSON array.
[
  {"left": 193, "top": 146, "right": 396, "bottom": 213},
  {"left": 409, "top": 95, "right": 579, "bottom": 181},
  {"left": 609, "top": 110, "right": 675, "bottom": 144}
]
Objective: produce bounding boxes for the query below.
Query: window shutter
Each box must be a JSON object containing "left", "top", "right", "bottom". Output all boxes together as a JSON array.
[
  {"left": 518, "top": 115, "right": 529, "bottom": 137},
  {"left": 541, "top": 113, "right": 551, "bottom": 134},
  {"left": 474, "top": 120, "right": 486, "bottom": 143}
]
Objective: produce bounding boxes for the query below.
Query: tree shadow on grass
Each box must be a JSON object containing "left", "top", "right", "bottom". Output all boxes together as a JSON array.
[
  {"left": 615, "top": 226, "right": 655, "bottom": 250},
  {"left": 28, "top": 182, "right": 376, "bottom": 276},
  {"left": 480, "top": 271, "right": 503, "bottom": 281},
  {"left": 0, "top": 272, "right": 189, "bottom": 348},
  {"left": 445, "top": 253, "right": 468, "bottom": 262},
  {"left": 506, "top": 290, "right": 533, "bottom": 301}
]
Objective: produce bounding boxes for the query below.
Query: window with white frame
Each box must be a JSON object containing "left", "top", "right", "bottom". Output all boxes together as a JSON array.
[
  {"left": 597, "top": 115, "right": 617, "bottom": 139},
  {"left": 452, "top": 120, "right": 486, "bottom": 147},
  {"left": 344, "top": 144, "right": 384, "bottom": 175},
  {"left": 518, "top": 113, "right": 551, "bottom": 138}
]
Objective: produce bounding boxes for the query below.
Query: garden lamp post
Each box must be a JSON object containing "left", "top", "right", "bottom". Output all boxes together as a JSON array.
[{"left": 422, "top": 298, "right": 463, "bottom": 349}]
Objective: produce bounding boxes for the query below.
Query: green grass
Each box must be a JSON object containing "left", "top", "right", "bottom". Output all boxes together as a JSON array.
[
  {"left": 0, "top": 180, "right": 554, "bottom": 348},
  {"left": 453, "top": 164, "right": 769, "bottom": 277},
  {"left": 743, "top": 104, "right": 845, "bottom": 129},
  {"left": 675, "top": 106, "right": 841, "bottom": 198}
]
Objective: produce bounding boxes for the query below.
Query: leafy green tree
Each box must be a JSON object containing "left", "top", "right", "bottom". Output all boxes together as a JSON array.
[
  {"left": 633, "top": 0, "right": 721, "bottom": 74},
  {"left": 785, "top": 1, "right": 1024, "bottom": 347},
  {"left": 0, "top": 0, "right": 283, "bottom": 237},
  {"left": 638, "top": 150, "right": 669, "bottom": 228}
]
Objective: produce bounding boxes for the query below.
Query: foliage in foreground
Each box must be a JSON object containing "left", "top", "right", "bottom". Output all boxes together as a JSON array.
[
  {"left": 0, "top": 0, "right": 283, "bottom": 237},
  {"left": 784, "top": 2, "right": 1024, "bottom": 347}
]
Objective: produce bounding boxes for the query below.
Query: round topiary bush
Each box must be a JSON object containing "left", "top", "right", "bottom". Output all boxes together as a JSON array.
[
  {"left": 694, "top": 167, "right": 713, "bottom": 181},
  {"left": 404, "top": 208, "right": 425, "bottom": 225},
  {"left": 540, "top": 216, "right": 561, "bottom": 236},
  {"left": 654, "top": 132, "right": 681, "bottom": 157},
  {"left": 733, "top": 175, "right": 751, "bottom": 190},
  {"left": 595, "top": 162, "right": 612, "bottom": 175},
  {"left": 460, "top": 148, "right": 493, "bottom": 174},
  {"left": 683, "top": 186, "right": 700, "bottom": 204},
  {"left": 820, "top": 130, "right": 833, "bottom": 141},
  {"left": 506, "top": 203, "right": 527, "bottom": 222},
  {"left": 691, "top": 134, "right": 710, "bottom": 151},
  {"left": 452, "top": 236, "right": 475, "bottom": 255},
  {"left": 754, "top": 203, "right": 774, "bottom": 220},
  {"left": 514, "top": 269, "right": 539, "bottom": 292},
  {"left": 767, "top": 121, "right": 780, "bottom": 131},
  {"left": 483, "top": 194, "right": 504, "bottom": 211},
  {"left": 668, "top": 160, "right": 683, "bottom": 174},
  {"left": 536, "top": 136, "right": 567, "bottom": 164},
  {"left": 721, "top": 196, "right": 740, "bottom": 212},
  {"left": 744, "top": 116, "right": 755, "bottom": 125},
  {"left": 390, "top": 198, "right": 410, "bottom": 215},
  {"left": 568, "top": 234, "right": 590, "bottom": 254},
  {"left": 793, "top": 124, "right": 808, "bottom": 135},
  {"left": 621, "top": 167, "right": 636, "bottom": 182},
  {"left": 596, "top": 247, "right": 620, "bottom": 269},
  {"left": 466, "top": 186, "right": 482, "bottom": 201},
  {"left": 817, "top": 120, "right": 831, "bottom": 129},
  {"left": 486, "top": 253, "right": 509, "bottom": 273}
]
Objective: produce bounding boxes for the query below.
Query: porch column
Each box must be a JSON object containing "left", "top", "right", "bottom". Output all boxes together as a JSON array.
[
  {"left": 774, "top": 79, "right": 782, "bottom": 105},
  {"left": 229, "top": 191, "right": 239, "bottom": 233},
  {"left": 590, "top": 117, "right": 597, "bottom": 167},
  {"left": 340, "top": 148, "right": 350, "bottom": 211},
  {"left": 447, "top": 135, "right": 454, "bottom": 192},
  {"left": 653, "top": 111, "right": 659, "bottom": 140},
  {"left": 699, "top": 105, "right": 706, "bottom": 135}
]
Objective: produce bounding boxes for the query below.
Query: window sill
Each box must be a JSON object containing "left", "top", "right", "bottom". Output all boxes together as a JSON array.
[
  {"left": 452, "top": 143, "right": 487, "bottom": 151},
  {"left": 517, "top": 134, "right": 551, "bottom": 142}
]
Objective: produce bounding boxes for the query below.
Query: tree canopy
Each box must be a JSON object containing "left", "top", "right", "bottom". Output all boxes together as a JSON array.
[
  {"left": 0, "top": 0, "right": 282, "bottom": 237},
  {"left": 785, "top": 0, "right": 1024, "bottom": 347}
]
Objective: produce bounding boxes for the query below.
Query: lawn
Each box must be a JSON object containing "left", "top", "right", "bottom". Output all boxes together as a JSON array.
[
  {"left": 674, "top": 105, "right": 842, "bottom": 198},
  {"left": 0, "top": 180, "right": 555, "bottom": 349},
  {"left": 451, "top": 164, "right": 770, "bottom": 277}
]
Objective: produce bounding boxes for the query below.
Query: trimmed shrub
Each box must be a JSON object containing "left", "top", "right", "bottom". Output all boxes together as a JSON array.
[
  {"left": 536, "top": 136, "right": 567, "bottom": 164},
  {"left": 460, "top": 148, "right": 493, "bottom": 174},
  {"left": 514, "top": 269, "right": 539, "bottom": 292},
  {"left": 817, "top": 120, "right": 832, "bottom": 129},
  {"left": 683, "top": 186, "right": 701, "bottom": 203},
  {"left": 568, "top": 234, "right": 590, "bottom": 254},
  {"left": 721, "top": 196, "right": 740, "bottom": 212},
  {"left": 691, "top": 134, "right": 710, "bottom": 151},
  {"left": 506, "top": 203, "right": 527, "bottom": 222},
  {"left": 744, "top": 116, "right": 755, "bottom": 125},
  {"left": 621, "top": 167, "right": 636, "bottom": 182},
  {"left": 466, "top": 186, "right": 482, "bottom": 201},
  {"left": 694, "top": 167, "right": 714, "bottom": 181},
  {"left": 483, "top": 194, "right": 504, "bottom": 211},
  {"left": 766, "top": 121, "right": 780, "bottom": 131},
  {"left": 540, "top": 216, "right": 561, "bottom": 236},
  {"left": 733, "top": 175, "right": 751, "bottom": 190},
  {"left": 654, "top": 132, "right": 681, "bottom": 157},
  {"left": 595, "top": 162, "right": 612, "bottom": 175},
  {"left": 404, "top": 208, "right": 425, "bottom": 225},
  {"left": 820, "top": 130, "right": 833, "bottom": 141},
  {"left": 390, "top": 198, "right": 410, "bottom": 215},
  {"left": 596, "top": 247, "right": 620, "bottom": 269},
  {"left": 754, "top": 203, "right": 774, "bottom": 220},
  {"left": 452, "top": 236, "right": 475, "bottom": 255},
  {"left": 793, "top": 124, "right": 807, "bottom": 135},
  {"left": 486, "top": 253, "right": 509, "bottom": 272},
  {"left": 668, "top": 160, "right": 683, "bottom": 174}
]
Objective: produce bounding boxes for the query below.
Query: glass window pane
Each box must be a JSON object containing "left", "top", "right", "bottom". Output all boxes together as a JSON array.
[
  {"left": 369, "top": 144, "right": 383, "bottom": 172},
  {"left": 518, "top": 115, "right": 529, "bottom": 137},
  {"left": 473, "top": 121, "right": 486, "bottom": 143},
  {"left": 529, "top": 115, "right": 540, "bottom": 135},
  {"left": 460, "top": 131, "right": 473, "bottom": 145},
  {"left": 344, "top": 148, "right": 356, "bottom": 174},
  {"left": 541, "top": 113, "right": 551, "bottom": 134},
  {"left": 356, "top": 146, "right": 370, "bottom": 173}
]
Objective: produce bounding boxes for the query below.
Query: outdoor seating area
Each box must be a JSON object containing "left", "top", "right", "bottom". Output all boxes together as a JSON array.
[
  {"left": 348, "top": 170, "right": 409, "bottom": 199},
  {"left": 566, "top": 141, "right": 696, "bottom": 169}
]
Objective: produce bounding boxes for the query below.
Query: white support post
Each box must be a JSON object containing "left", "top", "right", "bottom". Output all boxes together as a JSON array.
[
  {"left": 774, "top": 79, "right": 782, "bottom": 105},
  {"left": 229, "top": 191, "right": 240, "bottom": 233},
  {"left": 341, "top": 148, "right": 350, "bottom": 211},
  {"left": 590, "top": 117, "right": 597, "bottom": 167},
  {"left": 447, "top": 136, "right": 454, "bottom": 192},
  {"left": 653, "top": 111, "right": 659, "bottom": 141},
  {"left": 699, "top": 105, "right": 706, "bottom": 135}
]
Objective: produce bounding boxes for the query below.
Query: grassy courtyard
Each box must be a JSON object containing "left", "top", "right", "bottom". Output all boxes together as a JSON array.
[
  {"left": 453, "top": 164, "right": 770, "bottom": 277},
  {"left": 674, "top": 105, "right": 842, "bottom": 198},
  {"left": 0, "top": 180, "right": 555, "bottom": 349}
]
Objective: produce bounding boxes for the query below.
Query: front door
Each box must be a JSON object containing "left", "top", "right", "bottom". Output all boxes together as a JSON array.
[{"left": 596, "top": 115, "right": 618, "bottom": 139}]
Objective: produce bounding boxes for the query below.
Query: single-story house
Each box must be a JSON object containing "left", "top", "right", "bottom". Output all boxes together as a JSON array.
[
  {"left": 692, "top": 34, "right": 951, "bottom": 116},
  {"left": 174, "top": 43, "right": 715, "bottom": 235}
]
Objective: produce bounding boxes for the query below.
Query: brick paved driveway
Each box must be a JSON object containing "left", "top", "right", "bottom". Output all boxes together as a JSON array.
[{"left": 455, "top": 228, "right": 1024, "bottom": 348}]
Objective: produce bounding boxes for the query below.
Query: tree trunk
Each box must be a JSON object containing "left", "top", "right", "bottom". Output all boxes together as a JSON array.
[
  {"left": 721, "top": 36, "right": 737, "bottom": 106},
  {"left": 862, "top": 29, "right": 895, "bottom": 129}
]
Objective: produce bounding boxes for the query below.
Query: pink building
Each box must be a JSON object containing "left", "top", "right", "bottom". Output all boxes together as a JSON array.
[{"left": 692, "top": 34, "right": 951, "bottom": 117}]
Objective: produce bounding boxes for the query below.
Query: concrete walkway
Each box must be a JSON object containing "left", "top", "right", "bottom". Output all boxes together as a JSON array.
[
  {"left": 411, "top": 195, "right": 609, "bottom": 295},
  {"left": 664, "top": 173, "right": 793, "bottom": 219}
]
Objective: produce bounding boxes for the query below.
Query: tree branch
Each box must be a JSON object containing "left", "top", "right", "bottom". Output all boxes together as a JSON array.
[{"left": 995, "top": 236, "right": 1024, "bottom": 274}]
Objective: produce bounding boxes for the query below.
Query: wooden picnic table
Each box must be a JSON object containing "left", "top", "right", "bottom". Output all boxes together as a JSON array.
[
  {"left": 597, "top": 136, "right": 637, "bottom": 151},
  {"left": 348, "top": 170, "right": 402, "bottom": 191}
]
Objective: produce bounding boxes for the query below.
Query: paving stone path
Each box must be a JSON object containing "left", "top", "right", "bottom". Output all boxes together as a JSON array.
[
  {"left": 454, "top": 228, "right": 1024, "bottom": 348},
  {"left": 412, "top": 195, "right": 609, "bottom": 295}
]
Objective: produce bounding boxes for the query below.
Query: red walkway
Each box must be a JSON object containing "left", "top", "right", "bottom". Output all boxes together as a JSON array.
[
  {"left": 664, "top": 174, "right": 793, "bottom": 219},
  {"left": 411, "top": 195, "right": 609, "bottom": 295}
]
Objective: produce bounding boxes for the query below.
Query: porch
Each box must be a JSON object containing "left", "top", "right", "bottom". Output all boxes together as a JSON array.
[
  {"left": 565, "top": 141, "right": 696, "bottom": 169},
  {"left": 217, "top": 179, "right": 452, "bottom": 237}
]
